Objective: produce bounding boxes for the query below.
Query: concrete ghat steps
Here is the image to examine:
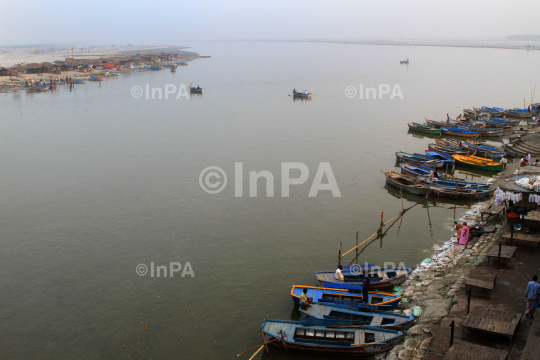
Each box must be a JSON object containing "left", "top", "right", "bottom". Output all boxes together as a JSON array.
[
  {"left": 505, "top": 141, "right": 540, "bottom": 157},
  {"left": 514, "top": 140, "right": 540, "bottom": 153},
  {"left": 520, "top": 313, "right": 540, "bottom": 360}
]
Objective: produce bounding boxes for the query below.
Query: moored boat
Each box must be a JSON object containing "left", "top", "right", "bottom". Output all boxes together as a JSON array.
[
  {"left": 424, "top": 150, "right": 453, "bottom": 167},
  {"left": 299, "top": 304, "right": 415, "bottom": 330},
  {"left": 395, "top": 151, "right": 444, "bottom": 168},
  {"left": 407, "top": 122, "right": 441, "bottom": 135},
  {"left": 427, "top": 143, "right": 468, "bottom": 156},
  {"left": 400, "top": 58, "right": 409, "bottom": 64},
  {"left": 89, "top": 76, "right": 102, "bottom": 81},
  {"left": 314, "top": 265, "right": 414, "bottom": 290},
  {"left": 261, "top": 319, "right": 404, "bottom": 356},
  {"left": 441, "top": 127, "right": 479, "bottom": 138},
  {"left": 189, "top": 83, "right": 203, "bottom": 92},
  {"left": 27, "top": 85, "right": 49, "bottom": 92},
  {"left": 291, "top": 285, "right": 402, "bottom": 311},
  {"left": 452, "top": 154, "right": 504, "bottom": 171},
  {"left": 385, "top": 171, "right": 428, "bottom": 196},
  {"left": 425, "top": 118, "right": 458, "bottom": 128}
]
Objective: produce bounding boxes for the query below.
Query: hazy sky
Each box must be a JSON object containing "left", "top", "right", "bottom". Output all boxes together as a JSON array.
[{"left": 1, "top": 0, "right": 539, "bottom": 46}]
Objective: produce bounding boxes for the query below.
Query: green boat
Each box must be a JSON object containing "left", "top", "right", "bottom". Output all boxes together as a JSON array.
[{"left": 408, "top": 122, "right": 441, "bottom": 136}]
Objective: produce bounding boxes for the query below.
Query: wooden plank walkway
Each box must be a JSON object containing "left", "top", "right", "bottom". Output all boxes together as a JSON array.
[
  {"left": 481, "top": 204, "right": 505, "bottom": 222},
  {"left": 465, "top": 268, "right": 497, "bottom": 298},
  {"left": 487, "top": 245, "right": 517, "bottom": 267},
  {"left": 461, "top": 307, "right": 521, "bottom": 343},
  {"left": 521, "top": 314, "right": 540, "bottom": 360},
  {"left": 502, "top": 230, "right": 540, "bottom": 251},
  {"left": 443, "top": 340, "right": 508, "bottom": 360}
]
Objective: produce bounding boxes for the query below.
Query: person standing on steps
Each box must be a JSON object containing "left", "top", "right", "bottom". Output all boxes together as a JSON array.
[{"left": 525, "top": 275, "right": 540, "bottom": 319}]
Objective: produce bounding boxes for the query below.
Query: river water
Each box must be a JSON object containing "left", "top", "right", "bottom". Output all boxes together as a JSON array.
[{"left": 1, "top": 42, "right": 539, "bottom": 359}]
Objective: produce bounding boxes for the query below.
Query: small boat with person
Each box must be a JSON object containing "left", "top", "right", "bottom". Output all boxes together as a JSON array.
[
  {"left": 261, "top": 318, "right": 404, "bottom": 356},
  {"left": 189, "top": 84, "right": 203, "bottom": 92},
  {"left": 291, "top": 285, "right": 402, "bottom": 311},
  {"left": 425, "top": 118, "right": 458, "bottom": 128},
  {"left": 292, "top": 89, "right": 312, "bottom": 98},
  {"left": 314, "top": 265, "right": 414, "bottom": 290}
]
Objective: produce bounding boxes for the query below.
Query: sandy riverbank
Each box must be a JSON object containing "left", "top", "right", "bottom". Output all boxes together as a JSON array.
[{"left": 0, "top": 45, "right": 194, "bottom": 68}]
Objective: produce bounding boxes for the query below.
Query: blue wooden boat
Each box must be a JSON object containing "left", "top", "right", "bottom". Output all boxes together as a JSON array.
[
  {"left": 400, "top": 162, "right": 450, "bottom": 178},
  {"left": 441, "top": 127, "right": 479, "bottom": 138},
  {"left": 89, "top": 76, "right": 102, "bottom": 81},
  {"left": 293, "top": 89, "right": 311, "bottom": 98},
  {"left": 314, "top": 266, "right": 414, "bottom": 290},
  {"left": 424, "top": 150, "right": 453, "bottom": 167},
  {"left": 418, "top": 176, "right": 490, "bottom": 189},
  {"left": 189, "top": 84, "right": 202, "bottom": 92},
  {"left": 27, "top": 85, "right": 49, "bottom": 92},
  {"left": 427, "top": 143, "right": 468, "bottom": 156},
  {"left": 291, "top": 285, "right": 401, "bottom": 311},
  {"left": 261, "top": 319, "right": 404, "bottom": 356},
  {"left": 299, "top": 303, "right": 415, "bottom": 330},
  {"left": 395, "top": 151, "right": 444, "bottom": 168}
]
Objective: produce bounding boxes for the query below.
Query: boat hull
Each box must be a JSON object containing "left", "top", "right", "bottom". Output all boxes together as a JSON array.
[
  {"left": 385, "top": 176, "right": 427, "bottom": 196},
  {"left": 452, "top": 155, "right": 503, "bottom": 172},
  {"left": 407, "top": 123, "right": 441, "bottom": 135}
]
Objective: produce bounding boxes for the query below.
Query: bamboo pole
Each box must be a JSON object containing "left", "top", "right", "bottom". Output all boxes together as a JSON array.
[
  {"left": 248, "top": 346, "right": 264, "bottom": 360},
  {"left": 237, "top": 338, "right": 279, "bottom": 357},
  {"left": 260, "top": 329, "right": 269, "bottom": 354},
  {"left": 280, "top": 330, "right": 288, "bottom": 351}
]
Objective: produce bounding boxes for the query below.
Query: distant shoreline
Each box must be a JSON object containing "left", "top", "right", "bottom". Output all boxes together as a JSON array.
[{"left": 271, "top": 39, "right": 540, "bottom": 51}]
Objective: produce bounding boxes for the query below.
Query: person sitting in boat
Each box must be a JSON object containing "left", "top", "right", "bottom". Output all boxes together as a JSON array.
[
  {"left": 335, "top": 265, "right": 345, "bottom": 281},
  {"left": 300, "top": 288, "right": 313, "bottom": 309},
  {"left": 431, "top": 170, "right": 439, "bottom": 181},
  {"left": 293, "top": 88, "right": 296, "bottom": 94}
]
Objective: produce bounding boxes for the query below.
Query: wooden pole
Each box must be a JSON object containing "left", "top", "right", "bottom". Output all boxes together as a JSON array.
[
  {"left": 280, "top": 330, "right": 288, "bottom": 351},
  {"left": 260, "top": 329, "right": 269, "bottom": 354},
  {"left": 450, "top": 320, "right": 455, "bottom": 346},
  {"left": 356, "top": 231, "right": 359, "bottom": 257},
  {"left": 338, "top": 249, "right": 341, "bottom": 266},
  {"left": 247, "top": 346, "right": 264, "bottom": 360},
  {"left": 400, "top": 184, "right": 404, "bottom": 210},
  {"left": 497, "top": 241, "right": 502, "bottom": 267},
  {"left": 238, "top": 338, "right": 279, "bottom": 357},
  {"left": 466, "top": 287, "right": 472, "bottom": 314}
]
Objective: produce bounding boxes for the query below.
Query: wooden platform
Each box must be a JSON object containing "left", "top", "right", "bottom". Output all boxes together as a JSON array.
[
  {"left": 443, "top": 340, "right": 508, "bottom": 360},
  {"left": 487, "top": 244, "right": 517, "bottom": 267},
  {"left": 502, "top": 230, "right": 540, "bottom": 251},
  {"left": 521, "top": 313, "right": 540, "bottom": 360},
  {"left": 465, "top": 268, "right": 497, "bottom": 298},
  {"left": 481, "top": 204, "right": 505, "bottom": 222},
  {"left": 461, "top": 307, "right": 521, "bottom": 343}
]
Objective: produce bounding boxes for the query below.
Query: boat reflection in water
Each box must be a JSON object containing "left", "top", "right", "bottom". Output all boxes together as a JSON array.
[
  {"left": 292, "top": 96, "right": 311, "bottom": 102},
  {"left": 383, "top": 183, "right": 477, "bottom": 208},
  {"left": 406, "top": 130, "right": 441, "bottom": 141}
]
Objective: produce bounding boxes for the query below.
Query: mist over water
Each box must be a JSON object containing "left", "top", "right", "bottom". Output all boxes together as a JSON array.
[{"left": 1, "top": 42, "right": 538, "bottom": 359}]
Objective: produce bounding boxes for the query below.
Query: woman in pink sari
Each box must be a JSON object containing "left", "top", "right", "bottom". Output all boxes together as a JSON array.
[{"left": 459, "top": 222, "right": 469, "bottom": 247}]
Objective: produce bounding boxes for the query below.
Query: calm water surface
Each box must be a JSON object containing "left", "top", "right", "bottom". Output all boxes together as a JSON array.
[{"left": 1, "top": 42, "right": 539, "bottom": 359}]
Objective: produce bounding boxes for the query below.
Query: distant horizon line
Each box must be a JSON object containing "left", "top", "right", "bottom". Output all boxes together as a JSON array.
[{"left": 2, "top": 36, "right": 540, "bottom": 49}]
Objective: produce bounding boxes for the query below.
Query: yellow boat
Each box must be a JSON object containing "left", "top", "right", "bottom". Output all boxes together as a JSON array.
[{"left": 452, "top": 154, "right": 503, "bottom": 171}]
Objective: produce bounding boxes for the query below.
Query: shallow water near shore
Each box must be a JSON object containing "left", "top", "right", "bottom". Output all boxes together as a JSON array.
[{"left": 1, "top": 42, "right": 539, "bottom": 359}]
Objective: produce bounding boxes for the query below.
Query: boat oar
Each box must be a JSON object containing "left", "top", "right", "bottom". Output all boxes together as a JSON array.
[
  {"left": 236, "top": 339, "right": 279, "bottom": 357},
  {"left": 247, "top": 345, "right": 264, "bottom": 360}
]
